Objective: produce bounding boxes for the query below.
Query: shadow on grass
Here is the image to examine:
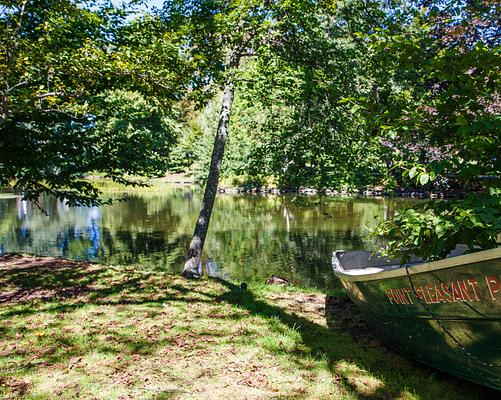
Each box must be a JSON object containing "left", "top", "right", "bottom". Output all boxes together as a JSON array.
[
  {"left": 0, "top": 254, "right": 215, "bottom": 319},
  {"left": 212, "top": 278, "right": 499, "bottom": 400},
  {"left": 0, "top": 255, "right": 225, "bottom": 374},
  {"left": 0, "top": 256, "right": 103, "bottom": 303},
  {"left": 1, "top": 255, "right": 498, "bottom": 399}
]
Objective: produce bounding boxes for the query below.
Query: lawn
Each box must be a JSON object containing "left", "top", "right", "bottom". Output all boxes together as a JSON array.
[{"left": 0, "top": 254, "right": 497, "bottom": 399}]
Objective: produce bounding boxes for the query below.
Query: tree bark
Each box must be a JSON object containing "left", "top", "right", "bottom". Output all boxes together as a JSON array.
[{"left": 182, "top": 72, "right": 237, "bottom": 278}]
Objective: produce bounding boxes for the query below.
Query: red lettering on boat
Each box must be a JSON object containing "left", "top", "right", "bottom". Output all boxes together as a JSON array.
[
  {"left": 423, "top": 285, "right": 434, "bottom": 304},
  {"left": 391, "top": 289, "right": 399, "bottom": 304},
  {"left": 467, "top": 279, "right": 481, "bottom": 301},
  {"left": 415, "top": 286, "right": 425, "bottom": 302},
  {"left": 400, "top": 288, "right": 409, "bottom": 304},
  {"left": 451, "top": 281, "right": 464, "bottom": 302},
  {"left": 384, "top": 275, "right": 498, "bottom": 305},
  {"left": 404, "top": 287, "right": 414, "bottom": 304},
  {"left": 390, "top": 289, "right": 398, "bottom": 304},
  {"left": 393, "top": 288, "right": 402, "bottom": 304},
  {"left": 458, "top": 280, "right": 474, "bottom": 302},
  {"left": 434, "top": 284, "right": 447, "bottom": 303},
  {"left": 426, "top": 284, "right": 439, "bottom": 303},
  {"left": 440, "top": 282, "right": 453, "bottom": 302},
  {"left": 485, "top": 275, "right": 500, "bottom": 301}
]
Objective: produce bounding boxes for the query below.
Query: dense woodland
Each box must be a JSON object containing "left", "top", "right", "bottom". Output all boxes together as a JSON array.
[{"left": 1, "top": 0, "right": 500, "bottom": 263}]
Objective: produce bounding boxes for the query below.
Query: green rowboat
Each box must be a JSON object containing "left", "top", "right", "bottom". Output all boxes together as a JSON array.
[{"left": 332, "top": 247, "right": 501, "bottom": 390}]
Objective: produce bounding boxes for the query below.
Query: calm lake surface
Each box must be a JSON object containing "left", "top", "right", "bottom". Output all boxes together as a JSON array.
[{"left": 0, "top": 184, "right": 417, "bottom": 290}]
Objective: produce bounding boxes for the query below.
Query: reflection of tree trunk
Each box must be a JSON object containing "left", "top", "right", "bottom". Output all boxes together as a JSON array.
[
  {"left": 182, "top": 62, "right": 238, "bottom": 278},
  {"left": 284, "top": 206, "right": 290, "bottom": 233},
  {"left": 347, "top": 201, "right": 353, "bottom": 215}
]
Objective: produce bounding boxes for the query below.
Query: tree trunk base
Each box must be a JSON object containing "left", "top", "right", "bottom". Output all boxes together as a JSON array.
[{"left": 182, "top": 257, "right": 202, "bottom": 279}]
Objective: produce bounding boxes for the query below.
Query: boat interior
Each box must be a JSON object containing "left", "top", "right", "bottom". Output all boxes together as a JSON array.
[{"left": 332, "top": 246, "right": 469, "bottom": 276}]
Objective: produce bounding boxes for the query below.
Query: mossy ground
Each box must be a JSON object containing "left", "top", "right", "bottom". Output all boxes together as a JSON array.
[{"left": 0, "top": 254, "right": 497, "bottom": 399}]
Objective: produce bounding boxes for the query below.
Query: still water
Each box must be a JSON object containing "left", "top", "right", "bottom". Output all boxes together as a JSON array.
[{"left": 0, "top": 185, "right": 416, "bottom": 289}]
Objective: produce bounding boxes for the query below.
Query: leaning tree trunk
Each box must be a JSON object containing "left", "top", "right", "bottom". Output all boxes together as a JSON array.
[{"left": 182, "top": 75, "right": 236, "bottom": 278}]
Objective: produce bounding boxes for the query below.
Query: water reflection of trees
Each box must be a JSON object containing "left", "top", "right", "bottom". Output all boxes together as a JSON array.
[{"left": 0, "top": 187, "right": 416, "bottom": 289}]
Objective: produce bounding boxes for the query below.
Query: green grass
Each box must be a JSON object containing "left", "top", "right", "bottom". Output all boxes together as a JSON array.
[{"left": 0, "top": 254, "right": 496, "bottom": 399}]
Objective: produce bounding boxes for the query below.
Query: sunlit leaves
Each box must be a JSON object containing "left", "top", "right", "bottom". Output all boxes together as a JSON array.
[
  {"left": 359, "top": 1, "right": 501, "bottom": 259},
  {"left": 373, "top": 189, "right": 501, "bottom": 262},
  {"left": 0, "top": 0, "right": 189, "bottom": 205}
]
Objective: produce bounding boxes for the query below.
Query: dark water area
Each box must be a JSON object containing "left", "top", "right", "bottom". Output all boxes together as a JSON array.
[{"left": 0, "top": 185, "right": 418, "bottom": 290}]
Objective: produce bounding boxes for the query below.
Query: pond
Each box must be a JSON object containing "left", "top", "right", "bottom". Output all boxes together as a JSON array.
[{"left": 0, "top": 184, "right": 417, "bottom": 290}]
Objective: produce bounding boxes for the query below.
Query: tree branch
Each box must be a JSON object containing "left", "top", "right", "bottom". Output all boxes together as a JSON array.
[
  {"left": 6, "top": 80, "right": 28, "bottom": 93},
  {"left": 35, "top": 91, "right": 66, "bottom": 99}
]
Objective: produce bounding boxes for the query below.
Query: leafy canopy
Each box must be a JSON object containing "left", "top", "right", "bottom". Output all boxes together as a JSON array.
[
  {"left": 369, "top": 0, "right": 500, "bottom": 260},
  {"left": 0, "top": 0, "right": 189, "bottom": 205}
]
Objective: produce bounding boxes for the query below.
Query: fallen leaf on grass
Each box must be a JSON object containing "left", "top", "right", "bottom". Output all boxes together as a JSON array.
[
  {"left": 237, "top": 374, "right": 269, "bottom": 389},
  {"left": 68, "top": 356, "right": 82, "bottom": 368},
  {"left": 0, "top": 376, "right": 32, "bottom": 395}
]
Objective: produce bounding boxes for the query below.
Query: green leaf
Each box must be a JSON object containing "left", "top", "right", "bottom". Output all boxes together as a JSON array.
[
  {"left": 419, "top": 173, "right": 429, "bottom": 185},
  {"left": 350, "top": 104, "right": 362, "bottom": 114},
  {"left": 435, "top": 225, "right": 447, "bottom": 238}
]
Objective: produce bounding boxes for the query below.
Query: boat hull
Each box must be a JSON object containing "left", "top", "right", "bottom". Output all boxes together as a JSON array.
[{"left": 334, "top": 249, "right": 501, "bottom": 391}]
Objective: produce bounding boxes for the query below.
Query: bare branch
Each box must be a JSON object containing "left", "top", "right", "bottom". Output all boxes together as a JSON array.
[
  {"left": 6, "top": 79, "right": 28, "bottom": 93},
  {"left": 13, "top": 0, "right": 28, "bottom": 38},
  {"left": 35, "top": 91, "right": 66, "bottom": 99}
]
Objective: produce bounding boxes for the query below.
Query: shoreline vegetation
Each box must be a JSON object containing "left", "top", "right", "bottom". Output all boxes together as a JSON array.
[
  {"left": 99, "top": 174, "right": 472, "bottom": 200},
  {"left": 1, "top": 174, "right": 478, "bottom": 201},
  {"left": 1, "top": 254, "right": 498, "bottom": 399},
  {"left": 151, "top": 174, "right": 477, "bottom": 200}
]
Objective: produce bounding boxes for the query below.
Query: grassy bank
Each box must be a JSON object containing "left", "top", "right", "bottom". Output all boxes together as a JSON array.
[{"left": 0, "top": 255, "right": 496, "bottom": 399}]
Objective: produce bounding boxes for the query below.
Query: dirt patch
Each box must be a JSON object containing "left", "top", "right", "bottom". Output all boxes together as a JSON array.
[
  {"left": 0, "top": 254, "right": 92, "bottom": 270},
  {"left": 0, "top": 254, "right": 99, "bottom": 304},
  {"left": 0, "top": 253, "right": 91, "bottom": 269},
  {"left": 0, "top": 376, "right": 32, "bottom": 396},
  {"left": 325, "top": 296, "right": 383, "bottom": 347},
  {"left": 0, "top": 285, "right": 93, "bottom": 304},
  {"left": 266, "top": 292, "right": 327, "bottom": 326}
]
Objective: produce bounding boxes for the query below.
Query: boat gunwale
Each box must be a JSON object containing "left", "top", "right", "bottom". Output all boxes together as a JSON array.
[{"left": 332, "top": 247, "right": 501, "bottom": 282}]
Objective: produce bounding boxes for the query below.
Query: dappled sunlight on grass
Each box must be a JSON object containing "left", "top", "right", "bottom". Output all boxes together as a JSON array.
[
  {"left": 334, "top": 361, "right": 385, "bottom": 398},
  {"left": 0, "top": 254, "right": 497, "bottom": 399}
]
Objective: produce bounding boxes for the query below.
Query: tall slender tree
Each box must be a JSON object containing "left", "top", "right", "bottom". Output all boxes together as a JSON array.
[
  {"left": 162, "top": 0, "right": 320, "bottom": 277},
  {"left": 182, "top": 47, "right": 242, "bottom": 277}
]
